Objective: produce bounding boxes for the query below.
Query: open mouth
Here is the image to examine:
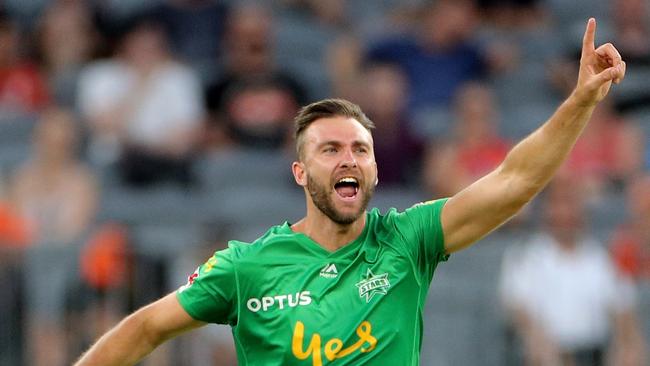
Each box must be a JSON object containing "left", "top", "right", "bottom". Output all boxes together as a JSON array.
[{"left": 334, "top": 177, "right": 360, "bottom": 200}]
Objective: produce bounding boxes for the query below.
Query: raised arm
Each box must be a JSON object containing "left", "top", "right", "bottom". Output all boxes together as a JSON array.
[
  {"left": 74, "top": 292, "right": 205, "bottom": 366},
  {"left": 441, "top": 18, "right": 626, "bottom": 253}
]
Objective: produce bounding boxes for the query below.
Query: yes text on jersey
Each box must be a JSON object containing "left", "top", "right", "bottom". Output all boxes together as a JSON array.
[{"left": 292, "top": 320, "right": 377, "bottom": 366}]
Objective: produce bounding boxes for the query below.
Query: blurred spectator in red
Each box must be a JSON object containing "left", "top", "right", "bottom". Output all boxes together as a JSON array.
[
  {"left": 0, "top": 194, "right": 28, "bottom": 366},
  {"left": 0, "top": 192, "right": 30, "bottom": 285},
  {"left": 500, "top": 175, "right": 646, "bottom": 366},
  {"left": 0, "top": 10, "right": 49, "bottom": 115},
  {"left": 77, "top": 16, "right": 204, "bottom": 187},
  {"left": 0, "top": 202, "right": 29, "bottom": 245},
  {"left": 611, "top": 174, "right": 650, "bottom": 281},
  {"left": 356, "top": 62, "right": 424, "bottom": 187},
  {"left": 562, "top": 98, "right": 644, "bottom": 199},
  {"left": 204, "top": 3, "right": 306, "bottom": 151},
  {"left": 0, "top": 167, "right": 30, "bottom": 249},
  {"left": 34, "top": 0, "right": 101, "bottom": 108},
  {"left": 365, "top": 0, "right": 489, "bottom": 113},
  {"left": 9, "top": 106, "right": 98, "bottom": 244},
  {"left": 423, "top": 82, "right": 511, "bottom": 196}
]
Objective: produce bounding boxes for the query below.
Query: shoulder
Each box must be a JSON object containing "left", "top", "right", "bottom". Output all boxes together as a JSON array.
[
  {"left": 80, "top": 60, "right": 128, "bottom": 80},
  {"left": 160, "top": 62, "right": 199, "bottom": 80},
  {"left": 368, "top": 199, "right": 449, "bottom": 235},
  {"left": 153, "top": 63, "right": 200, "bottom": 91},
  {"left": 516, "top": 233, "right": 555, "bottom": 259},
  {"left": 225, "top": 223, "right": 296, "bottom": 261},
  {"left": 402, "top": 198, "right": 449, "bottom": 222},
  {"left": 8, "top": 63, "right": 45, "bottom": 79},
  {"left": 77, "top": 60, "right": 131, "bottom": 99}
]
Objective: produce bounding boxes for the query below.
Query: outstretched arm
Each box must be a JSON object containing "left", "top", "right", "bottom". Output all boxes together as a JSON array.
[
  {"left": 441, "top": 18, "right": 626, "bottom": 253},
  {"left": 74, "top": 292, "right": 205, "bottom": 366}
]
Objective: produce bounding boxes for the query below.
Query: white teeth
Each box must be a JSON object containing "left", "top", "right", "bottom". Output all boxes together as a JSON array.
[{"left": 338, "top": 177, "right": 358, "bottom": 184}]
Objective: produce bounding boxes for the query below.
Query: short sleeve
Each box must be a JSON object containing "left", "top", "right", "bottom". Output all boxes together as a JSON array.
[
  {"left": 176, "top": 248, "right": 237, "bottom": 325},
  {"left": 389, "top": 198, "right": 449, "bottom": 273}
]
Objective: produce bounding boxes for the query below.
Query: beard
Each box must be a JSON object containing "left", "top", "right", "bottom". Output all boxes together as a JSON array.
[{"left": 306, "top": 174, "right": 374, "bottom": 225}]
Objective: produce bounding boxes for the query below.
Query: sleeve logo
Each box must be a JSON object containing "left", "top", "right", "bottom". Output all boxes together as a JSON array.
[
  {"left": 203, "top": 256, "right": 218, "bottom": 273},
  {"left": 178, "top": 267, "right": 200, "bottom": 293}
]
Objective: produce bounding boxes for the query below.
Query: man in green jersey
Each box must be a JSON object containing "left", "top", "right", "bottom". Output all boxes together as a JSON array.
[{"left": 76, "top": 19, "right": 626, "bottom": 366}]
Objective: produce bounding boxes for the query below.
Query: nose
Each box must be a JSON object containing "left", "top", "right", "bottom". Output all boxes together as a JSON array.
[{"left": 339, "top": 148, "right": 357, "bottom": 169}]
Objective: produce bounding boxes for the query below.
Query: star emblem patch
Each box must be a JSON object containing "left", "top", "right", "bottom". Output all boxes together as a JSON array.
[{"left": 355, "top": 269, "right": 391, "bottom": 303}]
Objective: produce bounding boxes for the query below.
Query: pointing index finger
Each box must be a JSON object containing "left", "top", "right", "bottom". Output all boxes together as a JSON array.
[{"left": 582, "top": 18, "right": 596, "bottom": 57}]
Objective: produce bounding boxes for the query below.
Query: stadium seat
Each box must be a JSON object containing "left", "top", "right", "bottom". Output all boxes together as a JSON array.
[
  {"left": 194, "top": 149, "right": 295, "bottom": 193},
  {"left": 0, "top": 114, "right": 37, "bottom": 172},
  {"left": 98, "top": 184, "right": 204, "bottom": 225}
]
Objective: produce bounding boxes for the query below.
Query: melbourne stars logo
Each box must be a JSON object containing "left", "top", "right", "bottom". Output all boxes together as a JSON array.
[{"left": 355, "top": 269, "right": 391, "bottom": 303}]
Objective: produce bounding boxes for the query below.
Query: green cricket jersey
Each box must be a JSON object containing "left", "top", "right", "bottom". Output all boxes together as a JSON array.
[{"left": 177, "top": 199, "right": 449, "bottom": 366}]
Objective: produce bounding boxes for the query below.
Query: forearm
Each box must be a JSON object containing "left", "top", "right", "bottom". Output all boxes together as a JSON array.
[
  {"left": 610, "top": 310, "right": 647, "bottom": 366},
  {"left": 438, "top": 93, "right": 598, "bottom": 252},
  {"left": 439, "top": 18, "right": 626, "bottom": 252},
  {"left": 499, "top": 93, "right": 596, "bottom": 196},
  {"left": 75, "top": 293, "right": 204, "bottom": 366},
  {"left": 74, "top": 310, "right": 161, "bottom": 366}
]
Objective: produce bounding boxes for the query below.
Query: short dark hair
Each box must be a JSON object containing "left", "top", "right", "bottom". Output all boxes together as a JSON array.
[{"left": 294, "top": 98, "right": 374, "bottom": 160}]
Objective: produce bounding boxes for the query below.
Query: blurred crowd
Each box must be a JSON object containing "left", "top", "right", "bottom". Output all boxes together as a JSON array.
[{"left": 0, "top": 0, "right": 649, "bottom": 365}]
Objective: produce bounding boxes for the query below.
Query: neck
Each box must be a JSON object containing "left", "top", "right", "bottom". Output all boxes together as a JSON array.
[
  {"left": 291, "top": 205, "right": 367, "bottom": 252},
  {"left": 550, "top": 230, "right": 580, "bottom": 252}
]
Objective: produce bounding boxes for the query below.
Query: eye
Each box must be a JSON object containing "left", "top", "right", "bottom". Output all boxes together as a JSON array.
[
  {"left": 355, "top": 146, "right": 369, "bottom": 154},
  {"left": 323, "top": 146, "right": 337, "bottom": 154}
]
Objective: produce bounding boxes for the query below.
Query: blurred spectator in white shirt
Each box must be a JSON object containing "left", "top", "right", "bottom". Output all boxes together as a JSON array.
[
  {"left": 499, "top": 174, "right": 646, "bottom": 366},
  {"left": 77, "top": 16, "right": 204, "bottom": 187}
]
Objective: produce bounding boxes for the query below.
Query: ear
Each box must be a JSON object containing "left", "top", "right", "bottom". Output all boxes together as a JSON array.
[
  {"left": 374, "top": 161, "right": 379, "bottom": 186},
  {"left": 292, "top": 161, "right": 307, "bottom": 187}
]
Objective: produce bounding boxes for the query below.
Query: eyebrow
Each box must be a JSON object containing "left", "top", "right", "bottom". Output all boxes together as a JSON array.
[
  {"left": 318, "top": 140, "right": 342, "bottom": 148},
  {"left": 352, "top": 140, "right": 372, "bottom": 149},
  {"left": 316, "top": 140, "right": 372, "bottom": 149}
]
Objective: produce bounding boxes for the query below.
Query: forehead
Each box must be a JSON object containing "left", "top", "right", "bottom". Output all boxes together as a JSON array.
[{"left": 303, "top": 116, "right": 373, "bottom": 147}]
